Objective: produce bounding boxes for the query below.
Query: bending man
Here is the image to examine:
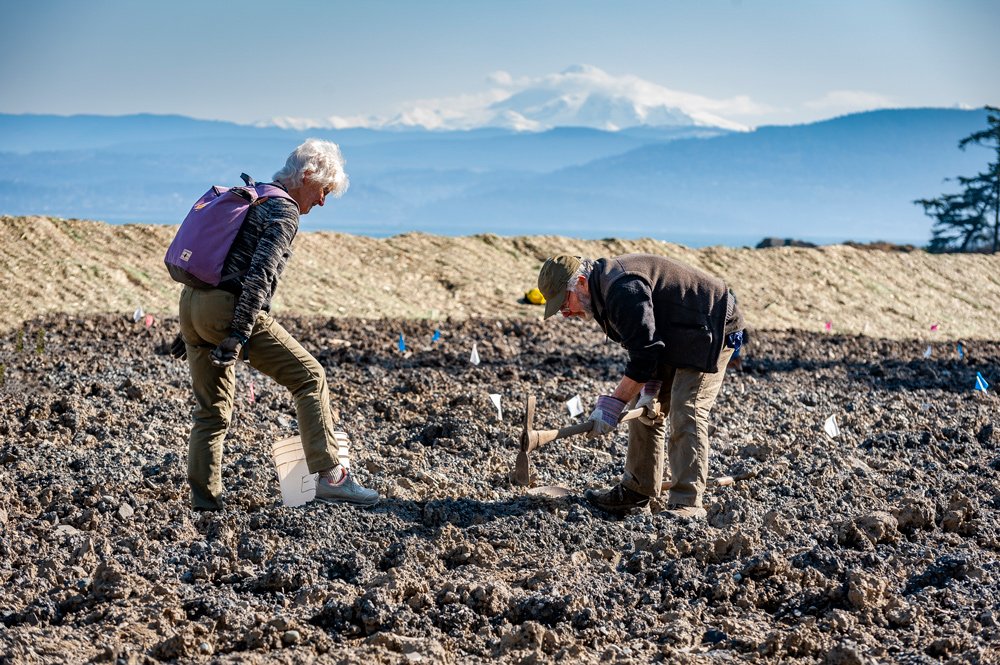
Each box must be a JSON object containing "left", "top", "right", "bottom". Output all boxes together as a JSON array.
[{"left": 537, "top": 253, "right": 744, "bottom": 519}]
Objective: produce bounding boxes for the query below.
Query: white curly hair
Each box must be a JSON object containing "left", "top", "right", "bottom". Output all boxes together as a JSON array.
[{"left": 273, "top": 138, "right": 350, "bottom": 197}]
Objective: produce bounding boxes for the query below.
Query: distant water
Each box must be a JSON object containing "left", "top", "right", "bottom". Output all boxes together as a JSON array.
[
  {"left": 306, "top": 221, "right": 926, "bottom": 249},
  {"left": 327, "top": 224, "right": 768, "bottom": 248},
  {"left": 40, "top": 213, "right": 926, "bottom": 249}
]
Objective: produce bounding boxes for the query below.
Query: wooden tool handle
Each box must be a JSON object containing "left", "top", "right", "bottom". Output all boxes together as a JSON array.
[
  {"left": 660, "top": 475, "right": 741, "bottom": 493},
  {"left": 618, "top": 406, "right": 647, "bottom": 423},
  {"left": 529, "top": 421, "right": 593, "bottom": 450},
  {"left": 525, "top": 407, "right": 647, "bottom": 453}
]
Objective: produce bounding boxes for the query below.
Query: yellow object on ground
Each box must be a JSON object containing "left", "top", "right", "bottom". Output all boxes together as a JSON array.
[{"left": 525, "top": 288, "right": 546, "bottom": 305}]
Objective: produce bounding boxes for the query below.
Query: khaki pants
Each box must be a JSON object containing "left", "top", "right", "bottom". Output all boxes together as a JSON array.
[
  {"left": 178, "top": 287, "right": 338, "bottom": 510},
  {"left": 621, "top": 347, "right": 734, "bottom": 508}
]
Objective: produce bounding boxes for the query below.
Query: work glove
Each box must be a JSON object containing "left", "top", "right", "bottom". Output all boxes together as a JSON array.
[
  {"left": 210, "top": 335, "right": 246, "bottom": 368},
  {"left": 636, "top": 380, "right": 663, "bottom": 425},
  {"left": 170, "top": 333, "right": 187, "bottom": 361},
  {"left": 587, "top": 395, "right": 627, "bottom": 439}
]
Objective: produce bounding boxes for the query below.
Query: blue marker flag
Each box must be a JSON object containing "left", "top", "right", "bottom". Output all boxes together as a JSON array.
[
  {"left": 431, "top": 329, "right": 441, "bottom": 343},
  {"left": 975, "top": 372, "right": 989, "bottom": 392},
  {"left": 957, "top": 342, "right": 964, "bottom": 359},
  {"left": 398, "top": 334, "right": 405, "bottom": 352}
]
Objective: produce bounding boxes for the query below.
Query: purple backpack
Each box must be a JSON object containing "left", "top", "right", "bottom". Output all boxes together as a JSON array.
[{"left": 164, "top": 173, "right": 296, "bottom": 288}]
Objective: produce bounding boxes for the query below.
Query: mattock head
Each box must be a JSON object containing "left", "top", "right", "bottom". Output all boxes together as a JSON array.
[
  {"left": 520, "top": 394, "right": 536, "bottom": 450},
  {"left": 511, "top": 394, "right": 535, "bottom": 486}
]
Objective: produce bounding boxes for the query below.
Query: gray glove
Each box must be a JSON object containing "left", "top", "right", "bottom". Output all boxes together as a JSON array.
[
  {"left": 587, "top": 395, "right": 626, "bottom": 439},
  {"left": 636, "top": 380, "right": 663, "bottom": 425}
]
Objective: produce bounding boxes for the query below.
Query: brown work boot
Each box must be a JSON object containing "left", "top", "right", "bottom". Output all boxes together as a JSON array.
[
  {"left": 663, "top": 503, "right": 707, "bottom": 520},
  {"left": 584, "top": 484, "right": 650, "bottom": 515}
]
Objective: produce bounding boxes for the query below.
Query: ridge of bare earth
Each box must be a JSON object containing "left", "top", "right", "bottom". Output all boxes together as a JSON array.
[{"left": 2, "top": 215, "right": 998, "bottom": 339}]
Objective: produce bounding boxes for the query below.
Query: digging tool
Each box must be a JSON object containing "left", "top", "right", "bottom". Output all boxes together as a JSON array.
[
  {"left": 526, "top": 485, "right": 572, "bottom": 498},
  {"left": 659, "top": 469, "right": 757, "bottom": 494},
  {"left": 511, "top": 394, "right": 659, "bottom": 486}
]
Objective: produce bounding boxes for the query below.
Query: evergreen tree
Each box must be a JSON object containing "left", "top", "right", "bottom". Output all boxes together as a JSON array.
[{"left": 916, "top": 106, "right": 1000, "bottom": 253}]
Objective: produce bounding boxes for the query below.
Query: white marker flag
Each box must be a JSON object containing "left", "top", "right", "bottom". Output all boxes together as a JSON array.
[
  {"left": 489, "top": 393, "right": 502, "bottom": 420},
  {"left": 824, "top": 414, "right": 840, "bottom": 439},
  {"left": 566, "top": 395, "right": 584, "bottom": 417},
  {"left": 469, "top": 342, "right": 481, "bottom": 365},
  {"left": 133, "top": 306, "right": 144, "bottom": 322},
  {"left": 923, "top": 346, "right": 932, "bottom": 359}
]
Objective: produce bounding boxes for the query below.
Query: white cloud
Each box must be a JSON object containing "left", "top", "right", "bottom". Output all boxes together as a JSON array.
[
  {"left": 261, "top": 77, "right": 909, "bottom": 132},
  {"left": 802, "top": 90, "right": 895, "bottom": 113},
  {"left": 381, "top": 90, "right": 510, "bottom": 130},
  {"left": 261, "top": 116, "right": 339, "bottom": 130},
  {"left": 261, "top": 65, "right": 765, "bottom": 132},
  {"left": 487, "top": 70, "right": 513, "bottom": 86}
]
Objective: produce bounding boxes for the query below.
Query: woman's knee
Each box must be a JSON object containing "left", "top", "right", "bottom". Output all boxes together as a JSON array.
[
  {"left": 192, "top": 407, "right": 232, "bottom": 434},
  {"left": 291, "top": 359, "right": 327, "bottom": 396}
]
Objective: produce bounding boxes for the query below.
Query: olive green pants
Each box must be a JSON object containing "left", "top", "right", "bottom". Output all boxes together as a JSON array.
[
  {"left": 621, "top": 347, "right": 734, "bottom": 508},
  {"left": 178, "top": 287, "right": 339, "bottom": 510}
]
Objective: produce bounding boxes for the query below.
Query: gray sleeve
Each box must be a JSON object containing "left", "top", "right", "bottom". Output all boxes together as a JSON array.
[{"left": 230, "top": 198, "right": 298, "bottom": 340}]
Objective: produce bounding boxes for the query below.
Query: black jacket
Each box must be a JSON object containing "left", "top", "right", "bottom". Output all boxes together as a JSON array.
[{"left": 588, "top": 254, "right": 743, "bottom": 380}]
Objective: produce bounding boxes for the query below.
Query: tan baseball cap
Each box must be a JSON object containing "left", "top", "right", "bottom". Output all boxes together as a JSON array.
[{"left": 537, "top": 255, "right": 581, "bottom": 319}]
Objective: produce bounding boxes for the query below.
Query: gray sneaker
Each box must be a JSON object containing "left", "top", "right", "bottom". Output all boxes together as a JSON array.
[{"left": 315, "top": 472, "right": 379, "bottom": 506}]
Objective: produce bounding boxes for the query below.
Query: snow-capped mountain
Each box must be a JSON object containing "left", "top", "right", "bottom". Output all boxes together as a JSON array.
[
  {"left": 266, "top": 65, "right": 754, "bottom": 132},
  {"left": 480, "top": 65, "right": 750, "bottom": 131}
]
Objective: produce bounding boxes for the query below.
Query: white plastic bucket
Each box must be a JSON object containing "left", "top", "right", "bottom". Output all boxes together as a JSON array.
[
  {"left": 271, "top": 432, "right": 352, "bottom": 507},
  {"left": 333, "top": 431, "right": 351, "bottom": 470},
  {"left": 272, "top": 436, "right": 315, "bottom": 507}
]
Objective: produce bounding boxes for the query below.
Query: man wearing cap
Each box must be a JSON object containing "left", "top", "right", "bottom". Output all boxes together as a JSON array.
[{"left": 537, "top": 254, "right": 745, "bottom": 518}]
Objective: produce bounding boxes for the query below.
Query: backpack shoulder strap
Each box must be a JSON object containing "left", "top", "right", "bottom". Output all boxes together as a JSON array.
[{"left": 252, "top": 183, "right": 297, "bottom": 205}]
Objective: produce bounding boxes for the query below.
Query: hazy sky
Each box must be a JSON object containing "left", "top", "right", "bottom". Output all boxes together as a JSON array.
[{"left": 1, "top": 0, "right": 997, "bottom": 127}]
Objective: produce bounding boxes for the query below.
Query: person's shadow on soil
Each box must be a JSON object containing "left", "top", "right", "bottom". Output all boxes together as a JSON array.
[{"left": 370, "top": 494, "right": 572, "bottom": 530}]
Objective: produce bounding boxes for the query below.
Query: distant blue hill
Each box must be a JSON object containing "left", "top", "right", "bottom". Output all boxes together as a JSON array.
[
  {"left": 0, "top": 109, "right": 988, "bottom": 246},
  {"left": 405, "top": 109, "right": 990, "bottom": 244}
]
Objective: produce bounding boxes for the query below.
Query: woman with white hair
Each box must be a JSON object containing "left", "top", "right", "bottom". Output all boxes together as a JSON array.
[{"left": 175, "top": 138, "right": 379, "bottom": 511}]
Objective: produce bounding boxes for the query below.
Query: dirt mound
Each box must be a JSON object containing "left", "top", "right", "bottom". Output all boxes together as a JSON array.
[
  {"left": 3, "top": 215, "right": 1000, "bottom": 339},
  {"left": 1, "top": 314, "right": 998, "bottom": 662}
]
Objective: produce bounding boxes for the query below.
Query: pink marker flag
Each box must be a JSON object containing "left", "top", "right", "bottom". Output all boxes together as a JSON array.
[
  {"left": 248, "top": 378, "right": 256, "bottom": 405},
  {"left": 824, "top": 321, "right": 832, "bottom": 331},
  {"left": 143, "top": 314, "right": 155, "bottom": 328},
  {"left": 930, "top": 323, "right": 939, "bottom": 332}
]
